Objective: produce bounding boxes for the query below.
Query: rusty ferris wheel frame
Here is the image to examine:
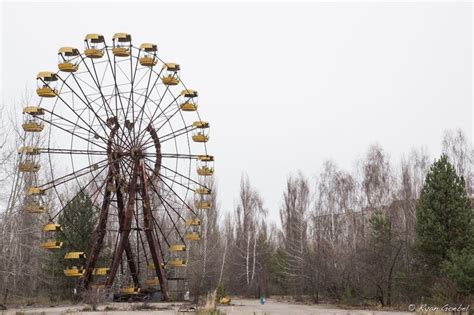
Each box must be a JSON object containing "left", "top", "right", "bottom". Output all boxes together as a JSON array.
[{"left": 19, "top": 33, "right": 214, "bottom": 300}]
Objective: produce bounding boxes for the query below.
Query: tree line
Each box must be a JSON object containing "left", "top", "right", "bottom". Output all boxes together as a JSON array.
[{"left": 0, "top": 126, "right": 472, "bottom": 308}]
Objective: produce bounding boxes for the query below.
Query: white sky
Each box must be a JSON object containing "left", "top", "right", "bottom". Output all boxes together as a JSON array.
[{"left": 1, "top": 1, "right": 472, "bottom": 223}]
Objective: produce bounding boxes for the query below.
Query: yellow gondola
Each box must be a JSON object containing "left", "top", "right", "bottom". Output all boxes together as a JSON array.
[
  {"left": 18, "top": 146, "right": 40, "bottom": 155},
  {"left": 180, "top": 89, "right": 198, "bottom": 111},
  {"left": 185, "top": 232, "right": 201, "bottom": 241},
  {"left": 197, "top": 166, "right": 214, "bottom": 176},
  {"left": 112, "top": 33, "right": 131, "bottom": 57},
  {"left": 145, "top": 277, "right": 160, "bottom": 286},
  {"left": 64, "top": 252, "right": 86, "bottom": 259},
  {"left": 84, "top": 33, "right": 105, "bottom": 58},
  {"left": 186, "top": 218, "right": 201, "bottom": 226},
  {"left": 22, "top": 121, "right": 44, "bottom": 132},
  {"left": 195, "top": 201, "right": 212, "bottom": 209},
  {"left": 64, "top": 267, "right": 85, "bottom": 277},
  {"left": 161, "top": 63, "right": 180, "bottom": 85},
  {"left": 23, "top": 106, "right": 44, "bottom": 115},
  {"left": 92, "top": 268, "right": 110, "bottom": 276},
  {"left": 27, "top": 187, "right": 45, "bottom": 196},
  {"left": 36, "top": 72, "right": 58, "bottom": 98},
  {"left": 192, "top": 133, "right": 208, "bottom": 143},
  {"left": 43, "top": 223, "right": 61, "bottom": 232},
  {"left": 192, "top": 121, "right": 210, "bottom": 142},
  {"left": 58, "top": 47, "right": 80, "bottom": 72},
  {"left": 24, "top": 203, "right": 47, "bottom": 213},
  {"left": 168, "top": 258, "right": 187, "bottom": 267},
  {"left": 120, "top": 286, "right": 140, "bottom": 294},
  {"left": 170, "top": 244, "right": 186, "bottom": 252},
  {"left": 19, "top": 161, "right": 40, "bottom": 173},
  {"left": 41, "top": 240, "right": 63, "bottom": 250},
  {"left": 197, "top": 155, "right": 214, "bottom": 162},
  {"left": 139, "top": 43, "right": 157, "bottom": 66},
  {"left": 147, "top": 263, "right": 165, "bottom": 270},
  {"left": 195, "top": 187, "right": 211, "bottom": 195}
]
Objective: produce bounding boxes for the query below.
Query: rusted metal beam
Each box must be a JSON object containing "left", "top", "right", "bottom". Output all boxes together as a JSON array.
[
  {"left": 115, "top": 172, "right": 140, "bottom": 288},
  {"left": 79, "top": 168, "right": 113, "bottom": 290},
  {"left": 106, "top": 161, "right": 139, "bottom": 287},
  {"left": 139, "top": 159, "right": 169, "bottom": 300}
]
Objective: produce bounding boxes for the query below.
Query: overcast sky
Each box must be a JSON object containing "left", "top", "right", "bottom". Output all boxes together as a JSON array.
[{"left": 1, "top": 1, "right": 472, "bottom": 222}]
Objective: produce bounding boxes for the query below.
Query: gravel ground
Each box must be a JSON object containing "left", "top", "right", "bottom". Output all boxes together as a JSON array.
[{"left": 1, "top": 298, "right": 412, "bottom": 315}]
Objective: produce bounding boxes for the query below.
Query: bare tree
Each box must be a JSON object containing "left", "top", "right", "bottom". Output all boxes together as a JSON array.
[
  {"left": 442, "top": 129, "right": 473, "bottom": 195},
  {"left": 233, "top": 174, "right": 265, "bottom": 295},
  {"left": 279, "top": 172, "right": 310, "bottom": 300}
]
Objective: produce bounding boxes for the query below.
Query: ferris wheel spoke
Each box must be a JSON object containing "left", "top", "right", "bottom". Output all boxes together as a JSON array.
[
  {"left": 151, "top": 215, "right": 169, "bottom": 255},
  {"left": 43, "top": 108, "right": 110, "bottom": 147},
  {"left": 148, "top": 84, "right": 179, "bottom": 124},
  {"left": 135, "top": 97, "right": 181, "bottom": 145},
  {"left": 122, "top": 48, "right": 141, "bottom": 143},
  {"left": 50, "top": 162, "right": 110, "bottom": 221},
  {"left": 34, "top": 114, "right": 109, "bottom": 151},
  {"left": 105, "top": 49, "right": 131, "bottom": 143},
  {"left": 158, "top": 124, "right": 196, "bottom": 145},
  {"left": 68, "top": 74, "right": 115, "bottom": 134},
  {"left": 154, "top": 161, "right": 207, "bottom": 189},
  {"left": 55, "top": 75, "right": 111, "bottom": 139},
  {"left": 53, "top": 172, "right": 109, "bottom": 249},
  {"left": 147, "top": 167, "right": 196, "bottom": 221},
  {"left": 144, "top": 159, "right": 207, "bottom": 191},
  {"left": 38, "top": 155, "right": 118, "bottom": 190},
  {"left": 156, "top": 195, "right": 186, "bottom": 245},
  {"left": 142, "top": 152, "right": 200, "bottom": 160},
  {"left": 81, "top": 55, "right": 119, "bottom": 119},
  {"left": 39, "top": 148, "right": 109, "bottom": 155},
  {"left": 135, "top": 67, "right": 165, "bottom": 140},
  {"left": 144, "top": 163, "right": 198, "bottom": 217}
]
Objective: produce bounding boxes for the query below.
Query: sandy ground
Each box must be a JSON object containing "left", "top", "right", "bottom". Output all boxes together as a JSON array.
[{"left": 1, "top": 298, "right": 412, "bottom": 315}]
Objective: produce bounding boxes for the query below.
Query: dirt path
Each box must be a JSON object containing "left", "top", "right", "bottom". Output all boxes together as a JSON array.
[
  {"left": 218, "top": 298, "right": 411, "bottom": 315},
  {"left": 1, "top": 298, "right": 411, "bottom": 315}
]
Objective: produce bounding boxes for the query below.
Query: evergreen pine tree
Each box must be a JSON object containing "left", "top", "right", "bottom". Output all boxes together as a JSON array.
[
  {"left": 415, "top": 154, "right": 474, "bottom": 291},
  {"left": 49, "top": 191, "right": 98, "bottom": 298}
]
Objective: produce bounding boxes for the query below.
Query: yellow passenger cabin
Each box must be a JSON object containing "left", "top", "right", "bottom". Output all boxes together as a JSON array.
[
  {"left": 112, "top": 33, "right": 131, "bottom": 57},
  {"left": 197, "top": 166, "right": 214, "bottom": 176},
  {"left": 19, "top": 161, "right": 40, "bottom": 173},
  {"left": 180, "top": 89, "right": 198, "bottom": 111},
  {"left": 186, "top": 218, "right": 201, "bottom": 226},
  {"left": 24, "top": 202, "right": 47, "bottom": 214},
  {"left": 185, "top": 232, "right": 201, "bottom": 241},
  {"left": 170, "top": 244, "right": 186, "bottom": 252},
  {"left": 84, "top": 33, "right": 105, "bottom": 58},
  {"left": 92, "top": 268, "right": 110, "bottom": 276},
  {"left": 36, "top": 72, "right": 58, "bottom": 98},
  {"left": 41, "top": 240, "right": 63, "bottom": 250},
  {"left": 22, "top": 121, "right": 44, "bottom": 132},
  {"left": 145, "top": 277, "right": 160, "bottom": 286},
  {"left": 64, "top": 267, "right": 85, "bottom": 277},
  {"left": 18, "top": 146, "right": 40, "bottom": 155},
  {"left": 120, "top": 286, "right": 140, "bottom": 294},
  {"left": 58, "top": 47, "right": 80, "bottom": 72},
  {"left": 23, "top": 106, "right": 45, "bottom": 116},
  {"left": 197, "top": 155, "right": 214, "bottom": 162},
  {"left": 27, "top": 187, "right": 45, "bottom": 196},
  {"left": 169, "top": 258, "right": 187, "bottom": 267},
  {"left": 195, "top": 201, "right": 212, "bottom": 209},
  {"left": 139, "top": 43, "right": 158, "bottom": 66},
  {"left": 195, "top": 187, "right": 211, "bottom": 195},
  {"left": 161, "top": 63, "right": 180, "bottom": 85},
  {"left": 64, "top": 252, "right": 86, "bottom": 259},
  {"left": 43, "top": 223, "right": 61, "bottom": 232}
]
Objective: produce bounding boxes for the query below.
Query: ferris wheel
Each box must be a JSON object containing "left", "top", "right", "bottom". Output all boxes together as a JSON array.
[{"left": 18, "top": 33, "right": 213, "bottom": 300}]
